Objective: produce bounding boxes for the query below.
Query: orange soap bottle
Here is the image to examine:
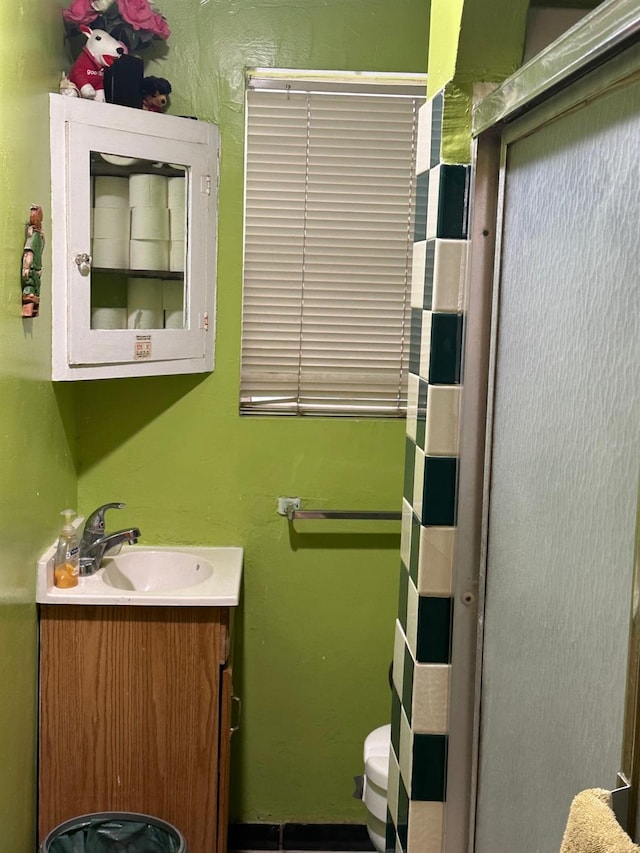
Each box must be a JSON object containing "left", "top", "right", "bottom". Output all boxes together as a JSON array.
[{"left": 53, "top": 509, "right": 80, "bottom": 589}]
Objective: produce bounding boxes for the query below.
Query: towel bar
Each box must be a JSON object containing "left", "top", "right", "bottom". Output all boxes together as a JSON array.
[{"left": 287, "top": 508, "right": 402, "bottom": 521}]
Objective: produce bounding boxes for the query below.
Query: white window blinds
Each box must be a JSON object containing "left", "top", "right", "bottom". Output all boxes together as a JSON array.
[{"left": 240, "top": 73, "right": 424, "bottom": 417}]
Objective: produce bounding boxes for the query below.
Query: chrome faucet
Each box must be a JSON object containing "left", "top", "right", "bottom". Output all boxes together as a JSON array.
[{"left": 79, "top": 502, "right": 141, "bottom": 576}]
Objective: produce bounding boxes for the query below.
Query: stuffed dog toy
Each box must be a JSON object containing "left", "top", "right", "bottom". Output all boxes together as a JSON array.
[{"left": 62, "top": 25, "right": 127, "bottom": 100}]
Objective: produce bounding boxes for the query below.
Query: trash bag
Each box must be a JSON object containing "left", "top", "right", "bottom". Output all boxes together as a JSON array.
[{"left": 42, "top": 813, "right": 185, "bottom": 853}]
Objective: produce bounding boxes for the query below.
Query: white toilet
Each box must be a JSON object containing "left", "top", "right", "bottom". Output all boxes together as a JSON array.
[{"left": 362, "top": 724, "right": 391, "bottom": 853}]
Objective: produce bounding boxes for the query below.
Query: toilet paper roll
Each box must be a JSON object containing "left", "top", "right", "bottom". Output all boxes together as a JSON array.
[
  {"left": 94, "top": 176, "right": 129, "bottom": 208},
  {"left": 129, "top": 174, "right": 168, "bottom": 208},
  {"left": 92, "top": 238, "right": 130, "bottom": 269},
  {"left": 168, "top": 176, "right": 186, "bottom": 209},
  {"left": 92, "top": 207, "right": 130, "bottom": 241},
  {"left": 162, "top": 280, "right": 184, "bottom": 311},
  {"left": 169, "top": 241, "right": 185, "bottom": 272},
  {"left": 164, "top": 310, "right": 184, "bottom": 330},
  {"left": 169, "top": 206, "right": 185, "bottom": 241},
  {"left": 127, "top": 277, "right": 163, "bottom": 329},
  {"left": 130, "top": 206, "right": 170, "bottom": 241},
  {"left": 127, "top": 308, "right": 164, "bottom": 330},
  {"left": 91, "top": 307, "right": 127, "bottom": 330},
  {"left": 130, "top": 239, "right": 169, "bottom": 271}
]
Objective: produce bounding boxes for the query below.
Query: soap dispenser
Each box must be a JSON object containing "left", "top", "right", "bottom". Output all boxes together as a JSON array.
[{"left": 53, "top": 509, "right": 80, "bottom": 589}]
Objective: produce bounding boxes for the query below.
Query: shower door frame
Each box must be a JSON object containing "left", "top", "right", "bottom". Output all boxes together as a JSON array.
[{"left": 446, "top": 4, "right": 640, "bottom": 850}]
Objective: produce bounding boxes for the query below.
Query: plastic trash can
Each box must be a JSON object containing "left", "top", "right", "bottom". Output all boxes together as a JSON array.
[{"left": 39, "top": 811, "right": 187, "bottom": 852}]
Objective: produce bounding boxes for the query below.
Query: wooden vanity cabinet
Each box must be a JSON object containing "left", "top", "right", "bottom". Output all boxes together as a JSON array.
[{"left": 38, "top": 605, "right": 234, "bottom": 853}]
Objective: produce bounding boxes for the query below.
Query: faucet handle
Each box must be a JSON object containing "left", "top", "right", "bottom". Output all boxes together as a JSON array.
[{"left": 82, "top": 502, "right": 126, "bottom": 538}]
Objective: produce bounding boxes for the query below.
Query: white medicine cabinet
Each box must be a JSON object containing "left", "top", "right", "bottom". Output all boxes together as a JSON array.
[{"left": 49, "top": 94, "right": 219, "bottom": 380}]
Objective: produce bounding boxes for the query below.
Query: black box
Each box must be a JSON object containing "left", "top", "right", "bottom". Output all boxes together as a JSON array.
[{"left": 104, "top": 54, "right": 144, "bottom": 109}]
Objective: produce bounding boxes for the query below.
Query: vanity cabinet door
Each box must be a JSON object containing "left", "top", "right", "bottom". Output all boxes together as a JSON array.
[
  {"left": 49, "top": 94, "right": 218, "bottom": 381},
  {"left": 38, "top": 605, "right": 230, "bottom": 853},
  {"left": 217, "top": 663, "right": 235, "bottom": 853}
]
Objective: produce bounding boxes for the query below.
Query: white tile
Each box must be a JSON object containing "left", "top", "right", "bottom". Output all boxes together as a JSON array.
[
  {"left": 412, "top": 664, "right": 450, "bottom": 734},
  {"left": 392, "top": 620, "right": 406, "bottom": 695},
  {"left": 408, "top": 801, "right": 444, "bottom": 853},
  {"left": 406, "top": 578, "right": 419, "bottom": 659},
  {"left": 418, "top": 526, "right": 455, "bottom": 596},
  {"left": 424, "top": 385, "right": 461, "bottom": 456},
  {"left": 416, "top": 102, "right": 433, "bottom": 176},
  {"left": 432, "top": 239, "right": 468, "bottom": 313},
  {"left": 399, "top": 703, "right": 413, "bottom": 791},
  {"left": 400, "top": 498, "right": 413, "bottom": 568},
  {"left": 406, "top": 373, "right": 419, "bottom": 442},
  {"left": 426, "top": 165, "right": 440, "bottom": 240},
  {"left": 420, "top": 310, "right": 432, "bottom": 380},
  {"left": 413, "top": 447, "right": 425, "bottom": 521},
  {"left": 411, "top": 240, "right": 427, "bottom": 309},
  {"left": 388, "top": 745, "right": 400, "bottom": 821}
]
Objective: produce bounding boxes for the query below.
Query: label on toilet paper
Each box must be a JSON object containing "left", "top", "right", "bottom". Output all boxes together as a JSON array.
[{"left": 134, "top": 335, "right": 152, "bottom": 360}]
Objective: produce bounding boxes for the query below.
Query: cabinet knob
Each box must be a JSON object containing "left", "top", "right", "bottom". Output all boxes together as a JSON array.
[{"left": 74, "top": 253, "right": 92, "bottom": 276}]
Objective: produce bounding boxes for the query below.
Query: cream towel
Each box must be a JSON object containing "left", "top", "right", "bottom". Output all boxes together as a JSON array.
[{"left": 560, "top": 788, "right": 640, "bottom": 853}]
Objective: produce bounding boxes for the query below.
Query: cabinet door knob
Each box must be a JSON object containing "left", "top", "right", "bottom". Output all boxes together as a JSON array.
[{"left": 74, "top": 253, "right": 92, "bottom": 276}]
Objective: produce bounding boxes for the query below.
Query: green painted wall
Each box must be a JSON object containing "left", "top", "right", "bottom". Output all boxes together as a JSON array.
[
  {"left": 76, "top": 0, "right": 429, "bottom": 823},
  {"left": 427, "top": 0, "right": 464, "bottom": 98},
  {"left": 427, "top": 0, "right": 529, "bottom": 163},
  {"left": 0, "top": 1, "right": 77, "bottom": 848}
]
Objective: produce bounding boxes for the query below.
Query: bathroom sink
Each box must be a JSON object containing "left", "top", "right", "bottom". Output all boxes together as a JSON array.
[
  {"left": 36, "top": 544, "right": 242, "bottom": 607},
  {"left": 102, "top": 549, "right": 214, "bottom": 592}
]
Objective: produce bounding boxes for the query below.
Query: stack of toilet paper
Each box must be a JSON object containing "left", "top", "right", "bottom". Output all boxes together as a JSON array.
[
  {"left": 162, "top": 280, "right": 184, "bottom": 329},
  {"left": 90, "top": 172, "right": 186, "bottom": 273},
  {"left": 92, "top": 177, "right": 130, "bottom": 270},
  {"left": 168, "top": 177, "right": 186, "bottom": 273},
  {"left": 89, "top": 169, "right": 187, "bottom": 330},
  {"left": 129, "top": 174, "right": 170, "bottom": 271}
]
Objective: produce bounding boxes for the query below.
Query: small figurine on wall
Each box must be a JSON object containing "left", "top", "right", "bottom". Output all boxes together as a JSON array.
[
  {"left": 21, "top": 205, "right": 45, "bottom": 318},
  {"left": 141, "top": 76, "right": 171, "bottom": 112},
  {"left": 61, "top": 24, "right": 127, "bottom": 100}
]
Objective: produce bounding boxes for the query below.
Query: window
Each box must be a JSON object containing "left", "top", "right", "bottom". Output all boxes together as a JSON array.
[{"left": 240, "top": 71, "right": 425, "bottom": 417}]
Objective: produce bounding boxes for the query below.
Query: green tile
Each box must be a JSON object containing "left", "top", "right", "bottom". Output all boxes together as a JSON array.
[
  {"left": 422, "top": 456, "right": 457, "bottom": 526},
  {"left": 412, "top": 734, "right": 448, "bottom": 801},
  {"left": 397, "top": 774, "right": 409, "bottom": 851},
  {"left": 409, "top": 308, "right": 423, "bottom": 376},
  {"left": 417, "top": 595, "right": 453, "bottom": 664},
  {"left": 414, "top": 171, "right": 429, "bottom": 242},
  {"left": 429, "top": 312, "right": 463, "bottom": 385},
  {"left": 385, "top": 810, "right": 396, "bottom": 853},
  {"left": 436, "top": 165, "right": 469, "bottom": 239}
]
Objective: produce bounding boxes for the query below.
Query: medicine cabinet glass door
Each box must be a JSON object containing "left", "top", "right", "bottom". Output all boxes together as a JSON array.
[{"left": 50, "top": 95, "right": 218, "bottom": 380}]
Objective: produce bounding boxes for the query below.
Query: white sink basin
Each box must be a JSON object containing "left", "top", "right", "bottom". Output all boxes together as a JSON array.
[
  {"left": 36, "top": 544, "right": 242, "bottom": 607},
  {"left": 102, "top": 549, "right": 214, "bottom": 592}
]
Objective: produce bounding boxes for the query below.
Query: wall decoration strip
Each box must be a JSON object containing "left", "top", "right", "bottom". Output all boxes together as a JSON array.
[{"left": 387, "top": 89, "right": 469, "bottom": 853}]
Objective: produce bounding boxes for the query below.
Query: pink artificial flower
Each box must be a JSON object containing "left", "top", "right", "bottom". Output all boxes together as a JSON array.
[
  {"left": 118, "top": 0, "right": 171, "bottom": 39},
  {"left": 63, "top": 0, "right": 100, "bottom": 25}
]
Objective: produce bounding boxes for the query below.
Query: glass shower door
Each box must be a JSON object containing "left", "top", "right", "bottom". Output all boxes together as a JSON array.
[{"left": 474, "top": 54, "right": 640, "bottom": 853}]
